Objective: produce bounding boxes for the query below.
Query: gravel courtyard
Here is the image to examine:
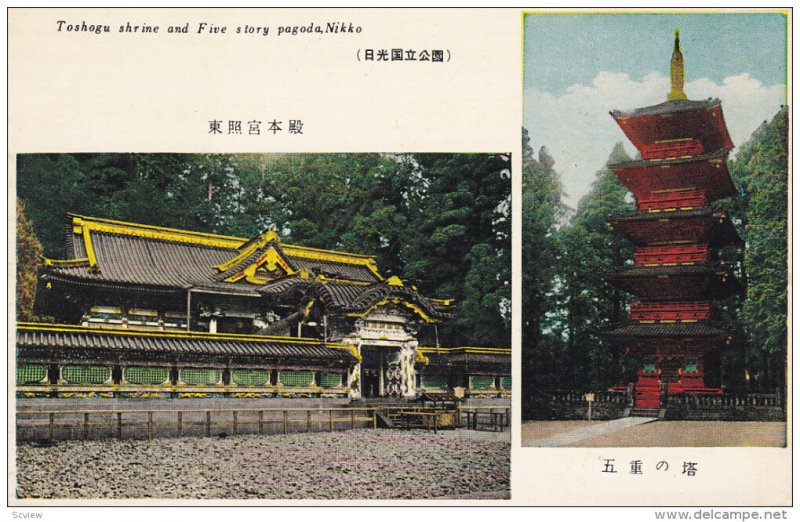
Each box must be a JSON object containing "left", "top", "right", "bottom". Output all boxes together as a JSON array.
[{"left": 16, "top": 429, "right": 510, "bottom": 500}]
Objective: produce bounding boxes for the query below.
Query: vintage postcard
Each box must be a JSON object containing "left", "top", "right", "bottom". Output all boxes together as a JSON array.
[{"left": 6, "top": 5, "right": 793, "bottom": 515}]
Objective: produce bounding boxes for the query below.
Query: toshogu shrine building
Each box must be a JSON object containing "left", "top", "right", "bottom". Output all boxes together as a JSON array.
[
  {"left": 17, "top": 214, "right": 510, "bottom": 400},
  {"left": 601, "top": 30, "right": 743, "bottom": 413}
]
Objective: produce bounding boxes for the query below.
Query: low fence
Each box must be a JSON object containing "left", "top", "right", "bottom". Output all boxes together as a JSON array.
[
  {"left": 665, "top": 391, "right": 785, "bottom": 421},
  {"left": 526, "top": 390, "right": 630, "bottom": 421},
  {"left": 526, "top": 388, "right": 786, "bottom": 421},
  {"left": 16, "top": 404, "right": 510, "bottom": 442}
]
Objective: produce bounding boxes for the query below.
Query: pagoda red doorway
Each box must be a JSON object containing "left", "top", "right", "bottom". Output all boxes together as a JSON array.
[
  {"left": 634, "top": 387, "right": 660, "bottom": 410},
  {"left": 633, "top": 358, "right": 661, "bottom": 409}
]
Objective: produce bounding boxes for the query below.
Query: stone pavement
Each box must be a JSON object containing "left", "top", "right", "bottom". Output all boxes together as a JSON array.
[{"left": 531, "top": 416, "right": 658, "bottom": 447}]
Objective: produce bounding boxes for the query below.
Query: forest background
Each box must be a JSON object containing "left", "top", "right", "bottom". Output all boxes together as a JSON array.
[{"left": 16, "top": 152, "right": 511, "bottom": 350}]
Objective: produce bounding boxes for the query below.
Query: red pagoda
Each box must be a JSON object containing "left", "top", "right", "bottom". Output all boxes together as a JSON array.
[{"left": 602, "top": 30, "right": 743, "bottom": 414}]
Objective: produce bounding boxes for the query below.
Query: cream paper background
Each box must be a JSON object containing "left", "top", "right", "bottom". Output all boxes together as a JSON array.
[{"left": 6, "top": 7, "right": 791, "bottom": 507}]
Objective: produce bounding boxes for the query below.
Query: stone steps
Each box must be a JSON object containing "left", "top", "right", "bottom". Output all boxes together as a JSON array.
[{"left": 630, "top": 408, "right": 660, "bottom": 418}]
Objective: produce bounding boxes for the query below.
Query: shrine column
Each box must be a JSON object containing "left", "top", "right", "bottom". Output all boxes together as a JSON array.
[
  {"left": 399, "top": 341, "right": 418, "bottom": 398},
  {"left": 345, "top": 339, "right": 362, "bottom": 399}
]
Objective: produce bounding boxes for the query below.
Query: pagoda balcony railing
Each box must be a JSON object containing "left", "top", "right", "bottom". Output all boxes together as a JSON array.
[
  {"left": 633, "top": 244, "right": 709, "bottom": 266},
  {"left": 629, "top": 300, "right": 712, "bottom": 322},
  {"left": 639, "top": 138, "right": 704, "bottom": 161},
  {"left": 638, "top": 189, "right": 708, "bottom": 211}
]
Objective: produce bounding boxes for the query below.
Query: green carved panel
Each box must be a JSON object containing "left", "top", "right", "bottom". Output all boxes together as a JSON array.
[
  {"left": 124, "top": 366, "right": 169, "bottom": 385},
  {"left": 17, "top": 364, "right": 47, "bottom": 384},
  {"left": 319, "top": 372, "right": 342, "bottom": 388},
  {"left": 500, "top": 376, "right": 511, "bottom": 390},
  {"left": 232, "top": 369, "right": 270, "bottom": 386},
  {"left": 280, "top": 371, "right": 313, "bottom": 387},
  {"left": 62, "top": 365, "right": 111, "bottom": 384},
  {"left": 470, "top": 375, "right": 494, "bottom": 389},
  {"left": 421, "top": 374, "right": 447, "bottom": 388},
  {"left": 181, "top": 368, "right": 220, "bottom": 386}
]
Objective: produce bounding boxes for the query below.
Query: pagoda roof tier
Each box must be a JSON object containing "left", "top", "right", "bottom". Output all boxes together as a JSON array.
[
  {"left": 608, "top": 149, "right": 737, "bottom": 202},
  {"left": 610, "top": 98, "right": 734, "bottom": 155},
  {"left": 600, "top": 320, "right": 729, "bottom": 339},
  {"left": 607, "top": 207, "right": 742, "bottom": 247},
  {"left": 606, "top": 263, "right": 743, "bottom": 300},
  {"left": 599, "top": 321, "right": 733, "bottom": 356},
  {"left": 16, "top": 322, "right": 359, "bottom": 367}
]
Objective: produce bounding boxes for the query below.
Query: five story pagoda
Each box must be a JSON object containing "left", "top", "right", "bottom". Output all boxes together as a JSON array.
[{"left": 602, "top": 30, "right": 743, "bottom": 414}]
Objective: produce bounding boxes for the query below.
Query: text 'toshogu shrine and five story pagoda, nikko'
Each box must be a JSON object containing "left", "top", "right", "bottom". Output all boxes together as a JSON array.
[{"left": 601, "top": 30, "right": 744, "bottom": 415}]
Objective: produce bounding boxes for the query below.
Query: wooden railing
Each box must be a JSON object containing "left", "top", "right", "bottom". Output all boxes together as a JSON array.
[
  {"left": 460, "top": 407, "right": 510, "bottom": 432},
  {"left": 17, "top": 404, "right": 511, "bottom": 441}
]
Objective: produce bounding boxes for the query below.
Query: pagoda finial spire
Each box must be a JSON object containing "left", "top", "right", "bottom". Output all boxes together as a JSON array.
[{"left": 667, "top": 28, "right": 688, "bottom": 101}]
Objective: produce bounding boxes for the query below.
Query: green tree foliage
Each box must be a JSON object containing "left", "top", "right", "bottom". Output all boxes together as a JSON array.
[
  {"left": 729, "top": 107, "right": 788, "bottom": 390},
  {"left": 16, "top": 199, "right": 46, "bottom": 322},
  {"left": 522, "top": 140, "right": 633, "bottom": 418},
  {"left": 402, "top": 153, "right": 511, "bottom": 347},
  {"left": 521, "top": 129, "right": 566, "bottom": 395},
  {"left": 16, "top": 154, "right": 241, "bottom": 257},
  {"left": 556, "top": 143, "right": 633, "bottom": 389}
]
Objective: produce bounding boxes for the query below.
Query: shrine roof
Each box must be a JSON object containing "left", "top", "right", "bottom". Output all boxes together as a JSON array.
[
  {"left": 42, "top": 215, "right": 456, "bottom": 323},
  {"left": 45, "top": 214, "right": 384, "bottom": 289},
  {"left": 256, "top": 276, "right": 455, "bottom": 321},
  {"left": 417, "top": 346, "right": 511, "bottom": 369},
  {"left": 16, "top": 322, "right": 358, "bottom": 365}
]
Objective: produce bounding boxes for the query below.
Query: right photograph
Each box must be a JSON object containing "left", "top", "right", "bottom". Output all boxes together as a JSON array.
[{"left": 521, "top": 11, "right": 789, "bottom": 447}]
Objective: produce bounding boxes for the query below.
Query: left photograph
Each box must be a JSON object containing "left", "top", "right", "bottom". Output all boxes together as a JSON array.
[{"left": 14, "top": 152, "right": 511, "bottom": 500}]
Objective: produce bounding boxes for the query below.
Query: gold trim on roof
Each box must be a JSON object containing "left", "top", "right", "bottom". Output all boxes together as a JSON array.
[
  {"left": 16, "top": 322, "right": 348, "bottom": 348},
  {"left": 48, "top": 215, "right": 385, "bottom": 278},
  {"left": 418, "top": 346, "right": 511, "bottom": 355}
]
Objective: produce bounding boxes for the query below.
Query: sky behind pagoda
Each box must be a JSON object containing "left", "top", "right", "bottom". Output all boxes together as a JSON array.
[{"left": 523, "top": 12, "right": 787, "bottom": 210}]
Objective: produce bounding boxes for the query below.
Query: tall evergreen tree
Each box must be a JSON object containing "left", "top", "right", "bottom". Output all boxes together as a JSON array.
[
  {"left": 521, "top": 130, "right": 565, "bottom": 396},
  {"left": 728, "top": 107, "right": 788, "bottom": 391},
  {"left": 404, "top": 153, "right": 511, "bottom": 347}
]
